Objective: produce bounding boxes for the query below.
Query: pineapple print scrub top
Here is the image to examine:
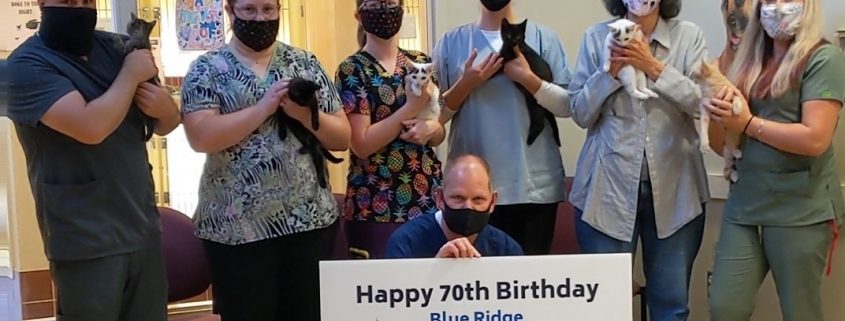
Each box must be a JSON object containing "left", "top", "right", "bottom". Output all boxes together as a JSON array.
[
  {"left": 337, "top": 49, "right": 443, "bottom": 223},
  {"left": 180, "top": 43, "right": 341, "bottom": 245}
]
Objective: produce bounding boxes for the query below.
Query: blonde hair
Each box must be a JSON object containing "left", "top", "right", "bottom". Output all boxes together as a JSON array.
[{"left": 728, "top": 0, "right": 824, "bottom": 98}]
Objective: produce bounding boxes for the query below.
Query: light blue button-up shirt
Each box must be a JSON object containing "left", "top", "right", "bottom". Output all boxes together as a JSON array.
[
  {"left": 433, "top": 22, "right": 572, "bottom": 205},
  {"left": 568, "top": 18, "right": 710, "bottom": 241}
]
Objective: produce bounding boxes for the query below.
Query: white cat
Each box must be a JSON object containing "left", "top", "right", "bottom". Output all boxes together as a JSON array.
[
  {"left": 405, "top": 61, "right": 440, "bottom": 121},
  {"left": 604, "top": 19, "right": 659, "bottom": 100}
]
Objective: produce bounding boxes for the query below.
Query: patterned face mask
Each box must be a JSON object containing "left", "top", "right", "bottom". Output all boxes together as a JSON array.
[
  {"left": 359, "top": 2, "right": 404, "bottom": 40},
  {"left": 233, "top": 17, "right": 280, "bottom": 52},
  {"left": 623, "top": 0, "right": 660, "bottom": 17},
  {"left": 760, "top": 2, "right": 804, "bottom": 40}
]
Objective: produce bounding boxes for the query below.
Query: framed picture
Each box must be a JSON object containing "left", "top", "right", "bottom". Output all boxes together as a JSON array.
[
  {"left": 838, "top": 29, "right": 844, "bottom": 52},
  {"left": 176, "top": 0, "right": 225, "bottom": 50}
]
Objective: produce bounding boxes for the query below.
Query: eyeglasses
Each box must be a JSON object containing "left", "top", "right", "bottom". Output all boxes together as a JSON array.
[
  {"left": 233, "top": 5, "right": 280, "bottom": 20},
  {"left": 358, "top": 0, "right": 401, "bottom": 11}
]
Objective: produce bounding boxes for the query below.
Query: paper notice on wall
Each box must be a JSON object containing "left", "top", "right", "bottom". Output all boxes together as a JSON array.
[
  {"left": 0, "top": 0, "right": 40, "bottom": 51},
  {"left": 176, "top": 0, "right": 225, "bottom": 50}
]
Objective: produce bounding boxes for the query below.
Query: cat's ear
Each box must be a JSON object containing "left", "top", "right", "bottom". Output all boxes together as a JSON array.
[
  {"left": 404, "top": 59, "right": 416, "bottom": 71},
  {"left": 518, "top": 19, "right": 528, "bottom": 28},
  {"left": 500, "top": 18, "right": 509, "bottom": 30},
  {"left": 131, "top": 12, "right": 137, "bottom": 20},
  {"left": 150, "top": 19, "right": 157, "bottom": 29},
  {"left": 424, "top": 63, "right": 435, "bottom": 73}
]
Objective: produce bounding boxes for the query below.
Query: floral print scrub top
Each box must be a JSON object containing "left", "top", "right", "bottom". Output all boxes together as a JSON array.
[
  {"left": 181, "top": 42, "right": 341, "bottom": 245},
  {"left": 336, "top": 49, "right": 443, "bottom": 223}
]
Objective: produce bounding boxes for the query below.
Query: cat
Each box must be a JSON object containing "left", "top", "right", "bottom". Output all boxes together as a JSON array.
[
  {"left": 498, "top": 19, "right": 560, "bottom": 147},
  {"left": 125, "top": 12, "right": 160, "bottom": 141},
  {"left": 276, "top": 77, "right": 344, "bottom": 189},
  {"left": 403, "top": 60, "right": 440, "bottom": 124},
  {"left": 695, "top": 61, "right": 744, "bottom": 183},
  {"left": 604, "top": 19, "right": 660, "bottom": 101}
]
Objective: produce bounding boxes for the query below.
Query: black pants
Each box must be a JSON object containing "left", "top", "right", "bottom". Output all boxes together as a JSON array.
[
  {"left": 51, "top": 245, "right": 168, "bottom": 321},
  {"left": 488, "top": 203, "right": 558, "bottom": 255},
  {"left": 204, "top": 222, "right": 338, "bottom": 321}
]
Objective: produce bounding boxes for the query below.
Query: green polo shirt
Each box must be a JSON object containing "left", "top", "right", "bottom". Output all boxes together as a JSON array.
[{"left": 725, "top": 44, "right": 845, "bottom": 226}]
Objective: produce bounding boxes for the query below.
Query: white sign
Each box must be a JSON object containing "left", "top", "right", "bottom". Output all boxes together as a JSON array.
[{"left": 320, "top": 254, "right": 633, "bottom": 321}]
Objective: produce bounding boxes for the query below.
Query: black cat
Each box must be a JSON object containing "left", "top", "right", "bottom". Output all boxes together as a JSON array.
[
  {"left": 276, "top": 77, "right": 344, "bottom": 189},
  {"left": 125, "top": 12, "right": 159, "bottom": 142},
  {"left": 498, "top": 19, "right": 560, "bottom": 147}
]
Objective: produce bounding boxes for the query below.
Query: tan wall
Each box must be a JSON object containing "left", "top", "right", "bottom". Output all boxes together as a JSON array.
[{"left": 8, "top": 127, "right": 48, "bottom": 272}]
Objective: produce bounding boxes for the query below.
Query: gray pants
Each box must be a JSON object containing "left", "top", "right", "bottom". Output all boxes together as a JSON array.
[
  {"left": 709, "top": 220, "right": 834, "bottom": 321},
  {"left": 50, "top": 245, "right": 168, "bottom": 321}
]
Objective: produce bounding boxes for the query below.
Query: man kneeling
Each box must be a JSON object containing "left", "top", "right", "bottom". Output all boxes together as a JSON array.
[{"left": 385, "top": 154, "right": 523, "bottom": 258}]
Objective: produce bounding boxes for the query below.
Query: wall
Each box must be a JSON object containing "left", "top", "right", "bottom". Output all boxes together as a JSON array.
[{"left": 431, "top": 0, "right": 845, "bottom": 320}]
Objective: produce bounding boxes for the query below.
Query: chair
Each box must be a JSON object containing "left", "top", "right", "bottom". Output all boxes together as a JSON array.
[{"left": 159, "top": 207, "right": 220, "bottom": 321}]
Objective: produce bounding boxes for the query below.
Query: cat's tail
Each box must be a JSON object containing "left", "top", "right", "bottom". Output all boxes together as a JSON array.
[{"left": 698, "top": 103, "right": 710, "bottom": 154}]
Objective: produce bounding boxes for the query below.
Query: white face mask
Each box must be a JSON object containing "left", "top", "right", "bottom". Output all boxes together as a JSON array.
[
  {"left": 760, "top": 2, "right": 804, "bottom": 40},
  {"left": 623, "top": 0, "right": 660, "bottom": 17}
]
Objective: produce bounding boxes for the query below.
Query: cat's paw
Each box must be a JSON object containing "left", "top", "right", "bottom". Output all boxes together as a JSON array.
[
  {"left": 731, "top": 149, "right": 743, "bottom": 159},
  {"left": 643, "top": 88, "right": 659, "bottom": 99},
  {"left": 699, "top": 142, "right": 710, "bottom": 154},
  {"left": 602, "top": 62, "right": 611, "bottom": 72},
  {"left": 631, "top": 91, "right": 650, "bottom": 100},
  {"left": 729, "top": 170, "right": 739, "bottom": 183}
]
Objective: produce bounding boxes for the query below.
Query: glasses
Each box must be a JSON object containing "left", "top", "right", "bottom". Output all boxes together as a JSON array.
[
  {"left": 234, "top": 5, "right": 280, "bottom": 20},
  {"left": 358, "top": 0, "right": 401, "bottom": 10}
]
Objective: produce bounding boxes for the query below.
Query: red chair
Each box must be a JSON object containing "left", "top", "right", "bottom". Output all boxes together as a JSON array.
[{"left": 159, "top": 207, "right": 220, "bottom": 321}]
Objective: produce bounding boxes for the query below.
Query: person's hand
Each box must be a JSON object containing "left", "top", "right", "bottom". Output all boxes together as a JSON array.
[
  {"left": 134, "top": 82, "right": 178, "bottom": 120},
  {"left": 459, "top": 49, "right": 503, "bottom": 89},
  {"left": 404, "top": 80, "right": 433, "bottom": 113},
  {"left": 435, "top": 237, "right": 482, "bottom": 258},
  {"left": 704, "top": 86, "right": 752, "bottom": 134},
  {"left": 503, "top": 47, "right": 536, "bottom": 85},
  {"left": 400, "top": 119, "right": 442, "bottom": 145},
  {"left": 610, "top": 37, "right": 664, "bottom": 79},
  {"left": 258, "top": 80, "right": 288, "bottom": 116},
  {"left": 123, "top": 49, "right": 157, "bottom": 83},
  {"left": 607, "top": 49, "right": 625, "bottom": 78}
]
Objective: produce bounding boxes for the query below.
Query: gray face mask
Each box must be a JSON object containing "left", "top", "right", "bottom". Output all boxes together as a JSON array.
[{"left": 760, "top": 3, "right": 804, "bottom": 40}]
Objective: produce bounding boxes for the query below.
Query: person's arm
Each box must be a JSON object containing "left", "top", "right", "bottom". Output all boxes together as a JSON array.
[
  {"left": 524, "top": 29, "right": 573, "bottom": 118},
  {"left": 569, "top": 29, "right": 623, "bottom": 129},
  {"left": 338, "top": 60, "right": 429, "bottom": 158},
  {"left": 614, "top": 26, "right": 707, "bottom": 117},
  {"left": 281, "top": 52, "right": 350, "bottom": 151},
  {"left": 9, "top": 50, "right": 157, "bottom": 144},
  {"left": 437, "top": 43, "right": 503, "bottom": 124},
  {"left": 180, "top": 57, "right": 284, "bottom": 153},
  {"left": 134, "top": 82, "right": 181, "bottom": 136},
  {"left": 706, "top": 47, "right": 845, "bottom": 157}
]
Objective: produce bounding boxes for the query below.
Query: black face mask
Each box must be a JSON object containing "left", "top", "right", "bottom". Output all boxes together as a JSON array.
[
  {"left": 359, "top": 5, "right": 404, "bottom": 40},
  {"left": 480, "top": 0, "right": 510, "bottom": 12},
  {"left": 443, "top": 202, "right": 492, "bottom": 237},
  {"left": 232, "top": 17, "right": 279, "bottom": 52},
  {"left": 39, "top": 7, "right": 97, "bottom": 56}
]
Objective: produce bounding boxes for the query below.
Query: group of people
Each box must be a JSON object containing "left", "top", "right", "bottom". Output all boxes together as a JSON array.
[{"left": 5, "top": 0, "right": 845, "bottom": 320}]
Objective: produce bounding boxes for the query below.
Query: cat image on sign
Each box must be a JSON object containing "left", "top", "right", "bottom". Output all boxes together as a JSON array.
[
  {"left": 498, "top": 19, "right": 560, "bottom": 147},
  {"left": 404, "top": 61, "right": 440, "bottom": 123},
  {"left": 125, "top": 12, "right": 160, "bottom": 141},
  {"left": 604, "top": 19, "right": 659, "bottom": 100},
  {"left": 695, "top": 61, "right": 743, "bottom": 183},
  {"left": 275, "top": 77, "right": 344, "bottom": 189}
]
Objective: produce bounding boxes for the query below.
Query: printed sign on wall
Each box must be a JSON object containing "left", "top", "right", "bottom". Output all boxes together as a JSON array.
[
  {"left": 320, "top": 254, "right": 633, "bottom": 321},
  {"left": 176, "top": 0, "right": 225, "bottom": 50},
  {"left": 0, "top": 0, "right": 40, "bottom": 51}
]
